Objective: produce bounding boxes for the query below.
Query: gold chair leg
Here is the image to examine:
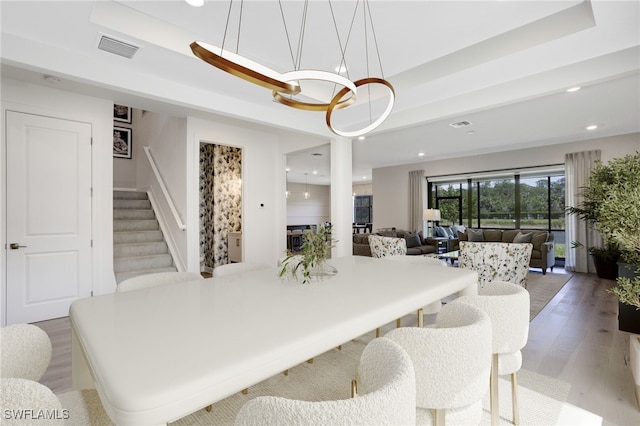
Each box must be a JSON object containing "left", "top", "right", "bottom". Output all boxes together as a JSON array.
[
  {"left": 241, "top": 388, "right": 248, "bottom": 395},
  {"left": 376, "top": 328, "right": 380, "bottom": 338},
  {"left": 205, "top": 405, "right": 212, "bottom": 412},
  {"left": 490, "top": 353, "right": 499, "bottom": 426},
  {"left": 417, "top": 308, "right": 424, "bottom": 327},
  {"left": 351, "top": 379, "right": 358, "bottom": 398},
  {"left": 511, "top": 372, "right": 519, "bottom": 426},
  {"left": 307, "top": 358, "right": 313, "bottom": 364},
  {"left": 396, "top": 318, "right": 401, "bottom": 328},
  {"left": 338, "top": 345, "right": 342, "bottom": 350},
  {"left": 435, "top": 408, "right": 445, "bottom": 426},
  {"left": 283, "top": 369, "right": 289, "bottom": 376}
]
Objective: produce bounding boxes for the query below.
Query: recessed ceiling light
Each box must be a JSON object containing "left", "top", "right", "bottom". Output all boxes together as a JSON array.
[
  {"left": 286, "top": 167, "right": 290, "bottom": 172},
  {"left": 184, "top": 0, "right": 204, "bottom": 7},
  {"left": 358, "top": 136, "right": 365, "bottom": 140},
  {"left": 312, "top": 170, "right": 317, "bottom": 174},
  {"left": 466, "top": 130, "right": 476, "bottom": 135},
  {"left": 586, "top": 125, "right": 598, "bottom": 130},
  {"left": 566, "top": 86, "right": 581, "bottom": 92},
  {"left": 449, "top": 120, "right": 472, "bottom": 128},
  {"left": 43, "top": 75, "right": 61, "bottom": 84},
  {"left": 418, "top": 152, "right": 425, "bottom": 157},
  {"left": 362, "top": 176, "right": 367, "bottom": 179},
  {"left": 334, "top": 64, "right": 348, "bottom": 74}
]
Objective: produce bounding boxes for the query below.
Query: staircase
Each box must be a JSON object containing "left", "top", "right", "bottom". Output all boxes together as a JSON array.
[{"left": 113, "top": 191, "right": 176, "bottom": 284}]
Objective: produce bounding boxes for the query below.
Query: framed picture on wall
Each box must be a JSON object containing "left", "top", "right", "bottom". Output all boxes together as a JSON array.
[
  {"left": 113, "top": 126, "right": 132, "bottom": 159},
  {"left": 113, "top": 104, "right": 132, "bottom": 123}
]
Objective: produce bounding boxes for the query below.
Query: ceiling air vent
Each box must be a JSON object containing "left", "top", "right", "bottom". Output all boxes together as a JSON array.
[
  {"left": 98, "top": 35, "right": 139, "bottom": 59},
  {"left": 449, "top": 120, "right": 472, "bottom": 128}
]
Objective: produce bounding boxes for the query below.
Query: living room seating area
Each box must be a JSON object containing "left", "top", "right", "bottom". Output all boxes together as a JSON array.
[{"left": 353, "top": 229, "right": 438, "bottom": 257}]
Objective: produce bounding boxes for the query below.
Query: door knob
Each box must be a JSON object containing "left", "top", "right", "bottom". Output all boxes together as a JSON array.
[{"left": 9, "top": 243, "right": 27, "bottom": 250}]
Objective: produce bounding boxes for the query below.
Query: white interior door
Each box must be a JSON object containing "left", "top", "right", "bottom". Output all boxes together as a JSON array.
[{"left": 6, "top": 111, "right": 92, "bottom": 324}]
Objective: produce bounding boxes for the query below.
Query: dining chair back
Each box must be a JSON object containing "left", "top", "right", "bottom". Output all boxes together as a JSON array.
[
  {"left": 117, "top": 271, "right": 203, "bottom": 292},
  {"left": 212, "top": 262, "right": 270, "bottom": 277},
  {"left": 385, "top": 300, "right": 492, "bottom": 425},
  {"left": 234, "top": 337, "right": 416, "bottom": 426},
  {"left": 458, "top": 241, "right": 533, "bottom": 288},
  {"left": 1, "top": 326, "right": 112, "bottom": 425},
  {"left": 368, "top": 235, "right": 407, "bottom": 258},
  {"left": 1, "top": 324, "right": 51, "bottom": 381},
  {"left": 457, "top": 280, "right": 530, "bottom": 425}
]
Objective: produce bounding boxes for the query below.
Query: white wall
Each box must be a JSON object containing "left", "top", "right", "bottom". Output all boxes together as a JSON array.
[
  {"left": 1, "top": 78, "right": 116, "bottom": 304},
  {"left": 286, "top": 183, "right": 331, "bottom": 226},
  {"left": 112, "top": 109, "right": 138, "bottom": 189},
  {"left": 373, "top": 134, "right": 640, "bottom": 231},
  {"left": 352, "top": 183, "right": 373, "bottom": 196},
  {"left": 187, "top": 117, "right": 286, "bottom": 268}
]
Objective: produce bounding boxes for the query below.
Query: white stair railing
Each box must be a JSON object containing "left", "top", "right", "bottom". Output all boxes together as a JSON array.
[{"left": 143, "top": 146, "right": 186, "bottom": 231}]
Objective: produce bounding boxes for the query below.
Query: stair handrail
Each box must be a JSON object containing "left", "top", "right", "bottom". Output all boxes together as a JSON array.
[{"left": 143, "top": 146, "right": 186, "bottom": 231}]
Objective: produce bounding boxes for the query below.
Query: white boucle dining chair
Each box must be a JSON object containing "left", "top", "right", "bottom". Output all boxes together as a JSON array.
[
  {"left": 457, "top": 280, "right": 530, "bottom": 426},
  {"left": 1, "top": 323, "right": 52, "bottom": 381},
  {"left": 385, "top": 300, "right": 493, "bottom": 426},
  {"left": 1, "top": 325, "right": 113, "bottom": 425},
  {"left": 234, "top": 337, "right": 416, "bottom": 426},
  {"left": 116, "top": 271, "right": 203, "bottom": 292},
  {"left": 458, "top": 241, "right": 533, "bottom": 288},
  {"left": 212, "top": 261, "right": 270, "bottom": 277}
]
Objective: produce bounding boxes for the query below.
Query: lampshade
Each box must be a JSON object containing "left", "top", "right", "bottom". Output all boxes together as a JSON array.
[{"left": 423, "top": 209, "right": 441, "bottom": 221}]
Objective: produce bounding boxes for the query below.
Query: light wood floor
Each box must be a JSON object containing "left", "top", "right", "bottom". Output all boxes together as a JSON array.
[{"left": 34, "top": 268, "right": 639, "bottom": 425}]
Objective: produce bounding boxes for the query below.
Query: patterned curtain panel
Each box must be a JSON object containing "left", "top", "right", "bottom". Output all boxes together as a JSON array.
[
  {"left": 409, "top": 170, "right": 424, "bottom": 232},
  {"left": 200, "top": 143, "right": 242, "bottom": 271},
  {"left": 565, "top": 150, "right": 601, "bottom": 273}
]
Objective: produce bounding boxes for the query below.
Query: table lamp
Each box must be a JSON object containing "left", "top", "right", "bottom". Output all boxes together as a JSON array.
[{"left": 423, "top": 209, "right": 441, "bottom": 237}]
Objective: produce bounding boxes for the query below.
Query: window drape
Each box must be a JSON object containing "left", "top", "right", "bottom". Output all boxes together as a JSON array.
[
  {"left": 409, "top": 170, "right": 424, "bottom": 232},
  {"left": 565, "top": 150, "right": 601, "bottom": 273}
]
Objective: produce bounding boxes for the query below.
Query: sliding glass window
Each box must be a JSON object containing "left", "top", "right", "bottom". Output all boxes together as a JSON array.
[{"left": 428, "top": 167, "right": 565, "bottom": 258}]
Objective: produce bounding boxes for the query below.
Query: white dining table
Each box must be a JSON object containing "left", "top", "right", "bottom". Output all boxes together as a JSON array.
[{"left": 70, "top": 255, "right": 478, "bottom": 425}]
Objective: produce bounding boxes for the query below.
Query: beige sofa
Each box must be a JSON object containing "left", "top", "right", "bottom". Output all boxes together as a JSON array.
[{"left": 452, "top": 228, "right": 555, "bottom": 274}]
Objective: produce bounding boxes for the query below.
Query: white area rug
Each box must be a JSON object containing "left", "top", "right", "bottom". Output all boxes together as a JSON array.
[{"left": 168, "top": 315, "right": 600, "bottom": 426}]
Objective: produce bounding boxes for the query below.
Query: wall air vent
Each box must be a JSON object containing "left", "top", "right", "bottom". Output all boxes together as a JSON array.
[
  {"left": 449, "top": 120, "right": 472, "bottom": 128},
  {"left": 98, "top": 35, "right": 139, "bottom": 59}
]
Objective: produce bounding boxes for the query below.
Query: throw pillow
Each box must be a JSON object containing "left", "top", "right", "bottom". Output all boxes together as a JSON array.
[
  {"left": 457, "top": 230, "right": 468, "bottom": 241},
  {"left": 531, "top": 231, "right": 549, "bottom": 250},
  {"left": 404, "top": 231, "right": 422, "bottom": 248},
  {"left": 513, "top": 231, "right": 533, "bottom": 243},
  {"left": 467, "top": 228, "right": 485, "bottom": 242},
  {"left": 378, "top": 230, "right": 396, "bottom": 237},
  {"left": 446, "top": 227, "right": 456, "bottom": 238},
  {"left": 435, "top": 226, "right": 448, "bottom": 238}
]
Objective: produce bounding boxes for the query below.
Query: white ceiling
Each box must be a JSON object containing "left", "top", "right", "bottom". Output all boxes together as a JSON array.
[{"left": 1, "top": 1, "right": 639, "bottom": 184}]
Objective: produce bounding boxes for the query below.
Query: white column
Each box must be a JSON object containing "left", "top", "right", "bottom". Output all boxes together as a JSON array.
[{"left": 330, "top": 136, "right": 353, "bottom": 258}]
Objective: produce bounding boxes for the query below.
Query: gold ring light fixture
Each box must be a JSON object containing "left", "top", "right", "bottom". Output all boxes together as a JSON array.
[{"left": 190, "top": 0, "right": 394, "bottom": 137}]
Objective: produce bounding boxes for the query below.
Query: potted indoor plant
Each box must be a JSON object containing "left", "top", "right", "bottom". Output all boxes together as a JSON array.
[
  {"left": 569, "top": 241, "right": 621, "bottom": 280},
  {"left": 567, "top": 183, "right": 622, "bottom": 280},
  {"left": 280, "top": 223, "right": 337, "bottom": 284},
  {"left": 582, "top": 152, "right": 640, "bottom": 333}
]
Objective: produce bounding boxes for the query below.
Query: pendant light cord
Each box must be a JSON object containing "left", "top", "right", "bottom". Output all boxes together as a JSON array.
[{"left": 221, "top": 0, "right": 245, "bottom": 55}]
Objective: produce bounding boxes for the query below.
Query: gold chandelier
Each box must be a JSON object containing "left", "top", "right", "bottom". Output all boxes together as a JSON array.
[{"left": 190, "top": 0, "right": 394, "bottom": 138}]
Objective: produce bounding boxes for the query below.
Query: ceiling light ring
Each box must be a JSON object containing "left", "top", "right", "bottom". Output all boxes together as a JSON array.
[
  {"left": 191, "top": 41, "right": 301, "bottom": 95},
  {"left": 326, "top": 77, "right": 395, "bottom": 138},
  {"left": 272, "top": 70, "right": 357, "bottom": 112}
]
